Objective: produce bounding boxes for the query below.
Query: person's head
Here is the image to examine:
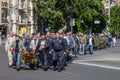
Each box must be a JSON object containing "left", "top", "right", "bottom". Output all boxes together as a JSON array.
[
  {"left": 29, "top": 34, "right": 33, "bottom": 39},
  {"left": 51, "top": 33, "right": 56, "bottom": 38},
  {"left": 67, "top": 33, "right": 71, "bottom": 38},
  {"left": 37, "top": 32, "right": 40, "bottom": 36},
  {"left": 10, "top": 31, "right": 14, "bottom": 37},
  {"left": 33, "top": 34, "right": 37, "bottom": 39},
  {"left": 60, "top": 33, "right": 64, "bottom": 38},
  {"left": 90, "top": 34, "right": 93, "bottom": 38},
  {"left": 46, "top": 32, "right": 51, "bottom": 37},
  {"left": 15, "top": 35, "right": 19, "bottom": 41},
  {"left": 56, "top": 32, "right": 60, "bottom": 38},
  {"left": 36, "top": 34, "right": 40, "bottom": 39},
  {"left": 41, "top": 34, "right": 45, "bottom": 40},
  {"left": 83, "top": 34, "right": 86, "bottom": 38}
]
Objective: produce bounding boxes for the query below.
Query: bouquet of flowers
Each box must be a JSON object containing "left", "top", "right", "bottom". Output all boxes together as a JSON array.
[
  {"left": 21, "top": 50, "right": 37, "bottom": 64},
  {"left": 11, "top": 48, "right": 15, "bottom": 54}
]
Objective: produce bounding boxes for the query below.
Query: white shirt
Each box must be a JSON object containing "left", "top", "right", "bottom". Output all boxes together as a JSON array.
[
  {"left": 64, "top": 36, "right": 70, "bottom": 45},
  {"left": 41, "top": 40, "right": 45, "bottom": 46},
  {"left": 31, "top": 39, "right": 39, "bottom": 49},
  {"left": 89, "top": 38, "right": 93, "bottom": 45},
  {"left": 112, "top": 37, "right": 116, "bottom": 43}
]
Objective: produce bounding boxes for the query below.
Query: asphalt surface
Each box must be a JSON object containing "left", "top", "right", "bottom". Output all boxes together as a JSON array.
[{"left": 0, "top": 40, "right": 120, "bottom": 80}]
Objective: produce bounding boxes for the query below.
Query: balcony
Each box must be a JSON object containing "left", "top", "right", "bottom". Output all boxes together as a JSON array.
[
  {"left": 2, "top": 1, "right": 8, "bottom": 5},
  {"left": 18, "top": 5, "right": 26, "bottom": 12},
  {"left": 1, "top": 2, "right": 8, "bottom": 9},
  {"left": 17, "top": 19, "right": 26, "bottom": 26},
  {"left": 27, "top": 7, "right": 31, "bottom": 12},
  {"left": 1, "top": 19, "right": 8, "bottom": 23},
  {"left": 28, "top": 21, "right": 31, "bottom": 25},
  {"left": 10, "top": 3, "right": 13, "bottom": 8}
]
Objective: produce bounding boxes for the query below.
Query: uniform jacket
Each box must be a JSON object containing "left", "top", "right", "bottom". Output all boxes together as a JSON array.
[
  {"left": 52, "top": 38, "right": 68, "bottom": 52},
  {"left": 24, "top": 38, "right": 32, "bottom": 51},
  {"left": 80, "top": 37, "right": 86, "bottom": 44}
]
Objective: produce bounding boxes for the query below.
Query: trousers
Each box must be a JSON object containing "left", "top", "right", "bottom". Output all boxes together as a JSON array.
[
  {"left": 52, "top": 50, "right": 65, "bottom": 69},
  {"left": 7, "top": 50, "right": 13, "bottom": 66},
  {"left": 13, "top": 52, "right": 21, "bottom": 68}
]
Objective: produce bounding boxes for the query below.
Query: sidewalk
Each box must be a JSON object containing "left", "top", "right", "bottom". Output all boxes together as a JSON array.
[
  {"left": 76, "top": 40, "right": 120, "bottom": 60},
  {"left": 73, "top": 42, "right": 120, "bottom": 70},
  {"left": 116, "top": 39, "right": 120, "bottom": 43}
]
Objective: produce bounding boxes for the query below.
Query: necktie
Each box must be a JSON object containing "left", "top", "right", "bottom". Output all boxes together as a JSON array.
[{"left": 34, "top": 39, "right": 37, "bottom": 45}]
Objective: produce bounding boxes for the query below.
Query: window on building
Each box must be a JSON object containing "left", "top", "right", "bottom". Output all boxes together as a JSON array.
[{"left": 2, "top": 9, "right": 7, "bottom": 20}]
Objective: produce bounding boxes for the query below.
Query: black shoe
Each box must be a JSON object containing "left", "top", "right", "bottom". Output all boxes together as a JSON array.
[
  {"left": 44, "top": 68, "right": 48, "bottom": 71},
  {"left": 58, "top": 69, "right": 62, "bottom": 72},
  {"left": 34, "top": 66, "right": 38, "bottom": 70},
  {"left": 53, "top": 67, "right": 57, "bottom": 71},
  {"left": 75, "top": 56, "right": 78, "bottom": 58},
  {"left": 16, "top": 68, "right": 20, "bottom": 71},
  {"left": 90, "top": 53, "right": 93, "bottom": 55},
  {"left": 8, "top": 65, "right": 13, "bottom": 68},
  {"left": 12, "top": 63, "right": 16, "bottom": 66}
]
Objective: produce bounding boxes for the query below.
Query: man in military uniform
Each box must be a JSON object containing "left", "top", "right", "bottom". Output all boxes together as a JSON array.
[
  {"left": 46, "top": 32, "right": 53, "bottom": 68},
  {"left": 52, "top": 32, "right": 68, "bottom": 72},
  {"left": 5, "top": 31, "right": 15, "bottom": 67}
]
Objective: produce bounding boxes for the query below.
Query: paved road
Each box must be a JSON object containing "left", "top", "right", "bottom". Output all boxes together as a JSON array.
[{"left": 0, "top": 41, "right": 120, "bottom": 80}]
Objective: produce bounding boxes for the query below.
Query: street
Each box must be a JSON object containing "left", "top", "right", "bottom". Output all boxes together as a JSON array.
[{"left": 0, "top": 41, "right": 120, "bottom": 80}]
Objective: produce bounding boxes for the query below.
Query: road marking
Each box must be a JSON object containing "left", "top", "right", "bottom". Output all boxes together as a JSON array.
[
  {"left": 74, "top": 58, "right": 120, "bottom": 62},
  {"left": 72, "top": 61, "right": 120, "bottom": 71}
]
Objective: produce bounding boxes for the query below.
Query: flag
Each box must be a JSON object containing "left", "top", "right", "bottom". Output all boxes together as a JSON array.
[{"left": 87, "top": 28, "right": 92, "bottom": 36}]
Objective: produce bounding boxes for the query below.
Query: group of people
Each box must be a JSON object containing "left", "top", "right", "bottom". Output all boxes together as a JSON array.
[
  {"left": 5, "top": 31, "right": 96, "bottom": 72},
  {"left": 107, "top": 35, "right": 117, "bottom": 48}
]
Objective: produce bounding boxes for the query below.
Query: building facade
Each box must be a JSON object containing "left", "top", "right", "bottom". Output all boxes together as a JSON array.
[
  {"left": 0, "top": 0, "right": 8, "bottom": 35},
  {"left": 0, "top": 0, "right": 37, "bottom": 36}
]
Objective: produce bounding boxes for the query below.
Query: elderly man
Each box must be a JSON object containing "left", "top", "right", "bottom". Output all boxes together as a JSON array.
[{"left": 5, "top": 31, "right": 15, "bottom": 67}]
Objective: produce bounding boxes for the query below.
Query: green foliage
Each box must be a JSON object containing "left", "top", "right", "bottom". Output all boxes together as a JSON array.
[
  {"left": 32, "top": 0, "right": 108, "bottom": 33},
  {"left": 32, "top": 0, "right": 65, "bottom": 32},
  {"left": 110, "top": 6, "right": 120, "bottom": 34},
  {"left": 79, "top": 0, "right": 107, "bottom": 33}
]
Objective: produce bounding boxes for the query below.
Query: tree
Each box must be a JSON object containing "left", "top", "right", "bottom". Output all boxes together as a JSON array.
[
  {"left": 32, "top": 0, "right": 65, "bottom": 32},
  {"left": 77, "top": 0, "right": 107, "bottom": 33},
  {"left": 32, "top": 0, "right": 108, "bottom": 33},
  {"left": 110, "top": 5, "right": 120, "bottom": 34}
]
